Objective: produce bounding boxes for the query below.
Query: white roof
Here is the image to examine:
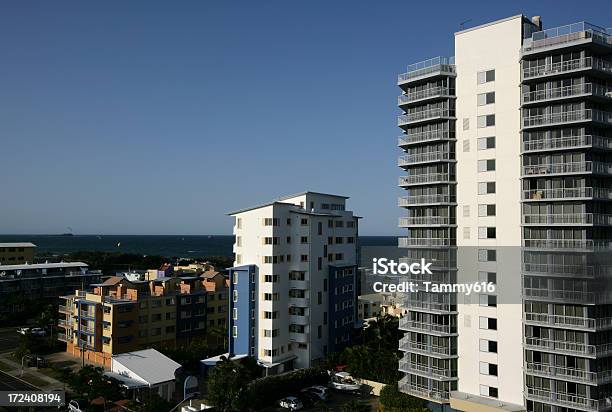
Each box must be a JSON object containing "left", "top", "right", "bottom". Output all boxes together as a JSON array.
[
  {"left": 0, "top": 243, "right": 36, "bottom": 248},
  {"left": 111, "top": 348, "right": 181, "bottom": 385},
  {"left": 0, "top": 262, "right": 88, "bottom": 270}
]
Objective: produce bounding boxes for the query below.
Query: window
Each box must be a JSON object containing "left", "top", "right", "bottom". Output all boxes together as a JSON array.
[
  {"left": 479, "top": 317, "right": 497, "bottom": 330},
  {"left": 478, "top": 182, "right": 496, "bottom": 194},
  {"left": 479, "top": 271, "right": 496, "bottom": 284},
  {"left": 236, "top": 254, "right": 242, "bottom": 264},
  {"left": 236, "top": 236, "right": 242, "bottom": 247},
  {"left": 477, "top": 114, "right": 495, "bottom": 128},
  {"left": 263, "top": 293, "right": 279, "bottom": 301},
  {"left": 463, "top": 205, "right": 470, "bottom": 217},
  {"left": 263, "top": 329, "right": 279, "bottom": 337},
  {"left": 477, "top": 69, "right": 495, "bottom": 84},
  {"left": 318, "top": 292, "right": 322, "bottom": 305},
  {"left": 347, "top": 237, "right": 355, "bottom": 244},
  {"left": 477, "top": 92, "right": 495, "bottom": 106},
  {"left": 286, "top": 218, "right": 291, "bottom": 225},
  {"left": 463, "top": 227, "right": 470, "bottom": 239},
  {"left": 478, "top": 136, "right": 495, "bottom": 150},
  {"left": 479, "top": 294, "right": 497, "bottom": 307},
  {"left": 264, "top": 275, "right": 279, "bottom": 283},
  {"left": 232, "top": 326, "right": 238, "bottom": 338},
  {"left": 300, "top": 254, "right": 308, "bottom": 262},
  {"left": 478, "top": 249, "right": 496, "bottom": 262},
  {"left": 318, "top": 222, "right": 322, "bottom": 235},
  {"left": 478, "top": 226, "right": 496, "bottom": 239},
  {"left": 286, "top": 236, "right": 291, "bottom": 244},
  {"left": 347, "top": 221, "right": 355, "bottom": 228},
  {"left": 263, "top": 218, "right": 279, "bottom": 226},
  {"left": 479, "top": 362, "right": 498, "bottom": 376},
  {"left": 264, "top": 237, "right": 279, "bottom": 245},
  {"left": 335, "top": 237, "right": 343, "bottom": 244},
  {"left": 264, "top": 311, "right": 278, "bottom": 319},
  {"left": 300, "top": 236, "right": 308, "bottom": 244},
  {"left": 335, "top": 220, "right": 344, "bottom": 228},
  {"left": 463, "top": 139, "right": 470, "bottom": 152},
  {"left": 300, "top": 218, "right": 308, "bottom": 226},
  {"left": 478, "top": 204, "right": 496, "bottom": 217},
  {"left": 236, "top": 218, "right": 242, "bottom": 229},
  {"left": 463, "top": 117, "right": 470, "bottom": 130},
  {"left": 318, "top": 257, "right": 322, "bottom": 270},
  {"left": 317, "top": 325, "right": 322, "bottom": 339},
  {"left": 478, "top": 159, "right": 496, "bottom": 172},
  {"left": 335, "top": 253, "right": 343, "bottom": 260},
  {"left": 479, "top": 339, "right": 498, "bottom": 353}
]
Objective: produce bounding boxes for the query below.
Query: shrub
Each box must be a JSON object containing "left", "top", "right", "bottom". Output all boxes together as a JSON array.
[{"left": 379, "top": 383, "right": 428, "bottom": 412}]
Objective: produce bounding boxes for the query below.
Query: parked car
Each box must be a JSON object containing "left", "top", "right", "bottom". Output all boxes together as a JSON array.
[
  {"left": 297, "top": 391, "right": 319, "bottom": 407},
  {"left": 329, "top": 371, "right": 362, "bottom": 392},
  {"left": 30, "top": 328, "right": 46, "bottom": 337},
  {"left": 301, "top": 385, "right": 329, "bottom": 401},
  {"left": 278, "top": 396, "right": 303, "bottom": 411},
  {"left": 16, "top": 327, "right": 30, "bottom": 335}
]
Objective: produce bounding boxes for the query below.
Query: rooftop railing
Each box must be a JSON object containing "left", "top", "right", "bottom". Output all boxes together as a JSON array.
[
  {"left": 523, "top": 22, "right": 612, "bottom": 53},
  {"left": 398, "top": 56, "right": 456, "bottom": 84}
]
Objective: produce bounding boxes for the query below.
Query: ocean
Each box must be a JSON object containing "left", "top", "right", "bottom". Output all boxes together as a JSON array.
[{"left": 0, "top": 234, "right": 398, "bottom": 259}]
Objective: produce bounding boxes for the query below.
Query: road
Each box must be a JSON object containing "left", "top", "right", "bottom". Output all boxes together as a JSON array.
[
  {"left": 0, "top": 328, "right": 20, "bottom": 353},
  {"left": 0, "top": 370, "right": 40, "bottom": 391}
]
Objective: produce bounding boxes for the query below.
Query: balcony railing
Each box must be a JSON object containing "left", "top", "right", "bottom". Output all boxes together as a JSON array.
[
  {"left": 522, "top": 187, "right": 612, "bottom": 201},
  {"left": 523, "top": 57, "right": 612, "bottom": 80},
  {"left": 399, "top": 339, "right": 454, "bottom": 357},
  {"left": 524, "top": 288, "right": 612, "bottom": 304},
  {"left": 398, "top": 87, "right": 454, "bottom": 104},
  {"left": 525, "top": 362, "right": 597, "bottom": 384},
  {"left": 399, "top": 237, "right": 453, "bottom": 248},
  {"left": 398, "top": 194, "right": 455, "bottom": 206},
  {"left": 523, "top": 263, "right": 595, "bottom": 278},
  {"left": 399, "top": 173, "right": 453, "bottom": 186},
  {"left": 522, "top": 161, "right": 612, "bottom": 176},
  {"left": 522, "top": 213, "right": 612, "bottom": 225},
  {"left": 398, "top": 360, "right": 455, "bottom": 379},
  {"left": 398, "top": 56, "right": 456, "bottom": 84},
  {"left": 405, "top": 299, "right": 456, "bottom": 313},
  {"left": 398, "top": 109, "right": 455, "bottom": 126},
  {"left": 399, "top": 379, "right": 450, "bottom": 401},
  {"left": 524, "top": 312, "right": 612, "bottom": 330},
  {"left": 522, "top": 134, "right": 612, "bottom": 152},
  {"left": 525, "top": 337, "right": 596, "bottom": 356},
  {"left": 398, "top": 151, "right": 452, "bottom": 166},
  {"left": 399, "top": 216, "right": 454, "bottom": 226},
  {"left": 523, "top": 238, "right": 612, "bottom": 250},
  {"left": 522, "top": 83, "right": 611, "bottom": 103},
  {"left": 400, "top": 319, "right": 456, "bottom": 335},
  {"left": 522, "top": 109, "right": 612, "bottom": 128},
  {"left": 398, "top": 130, "right": 452, "bottom": 146},
  {"left": 523, "top": 22, "right": 612, "bottom": 53},
  {"left": 525, "top": 387, "right": 600, "bottom": 411}
]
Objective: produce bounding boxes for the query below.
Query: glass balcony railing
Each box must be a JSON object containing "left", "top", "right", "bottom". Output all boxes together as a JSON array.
[
  {"left": 399, "top": 173, "right": 453, "bottom": 186},
  {"left": 399, "top": 338, "right": 454, "bottom": 357},
  {"left": 399, "top": 378, "right": 450, "bottom": 401},
  {"left": 522, "top": 83, "right": 612, "bottom": 104},
  {"left": 523, "top": 22, "right": 612, "bottom": 53},
  {"left": 523, "top": 238, "right": 612, "bottom": 250},
  {"left": 399, "top": 237, "right": 453, "bottom": 248},
  {"left": 522, "top": 134, "right": 612, "bottom": 152},
  {"left": 399, "top": 319, "right": 456, "bottom": 335},
  {"left": 398, "top": 56, "right": 456, "bottom": 84},
  {"left": 522, "top": 213, "right": 612, "bottom": 225},
  {"left": 398, "top": 87, "right": 454, "bottom": 104},
  {"left": 525, "top": 312, "right": 612, "bottom": 331},
  {"left": 398, "top": 360, "right": 455, "bottom": 379},
  {"left": 525, "top": 362, "right": 597, "bottom": 384},
  {"left": 522, "top": 109, "right": 612, "bottom": 128},
  {"left": 522, "top": 263, "right": 595, "bottom": 278},
  {"left": 398, "top": 108, "right": 455, "bottom": 125},
  {"left": 525, "top": 387, "right": 600, "bottom": 411},
  {"left": 522, "top": 57, "right": 612, "bottom": 80},
  {"left": 398, "top": 151, "right": 452, "bottom": 165},
  {"left": 398, "top": 130, "right": 452, "bottom": 146},
  {"left": 399, "top": 216, "right": 454, "bottom": 226},
  {"left": 398, "top": 194, "right": 455, "bottom": 206},
  {"left": 522, "top": 187, "right": 612, "bottom": 200},
  {"left": 522, "top": 161, "right": 612, "bottom": 176}
]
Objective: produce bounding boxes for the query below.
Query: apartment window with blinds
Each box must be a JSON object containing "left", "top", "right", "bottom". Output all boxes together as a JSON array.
[
  {"left": 463, "top": 118, "right": 470, "bottom": 130},
  {"left": 477, "top": 69, "right": 495, "bottom": 84},
  {"left": 478, "top": 204, "right": 496, "bottom": 216},
  {"left": 478, "top": 227, "right": 496, "bottom": 239},
  {"left": 477, "top": 136, "right": 495, "bottom": 150},
  {"left": 463, "top": 227, "right": 470, "bottom": 239},
  {"left": 477, "top": 114, "right": 495, "bottom": 128},
  {"left": 478, "top": 249, "right": 496, "bottom": 262},
  {"left": 478, "top": 159, "right": 496, "bottom": 172},
  {"left": 477, "top": 92, "right": 495, "bottom": 106},
  {"left": 478, "top": 182, "right": 496, "bottom": 194},
  {"left": 463, "top": 205, "right": 470, "bottom": 217},
  {"left": 463, "top": 140, "right": 470, "bottom": 152}
]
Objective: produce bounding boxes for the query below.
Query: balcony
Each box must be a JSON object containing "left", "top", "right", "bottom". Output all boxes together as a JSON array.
[
  {"left": 59, "top": 305, "right": 71, "bottom": 314},
  {"left": 58, "top": 320, "right": 70, "bottom": 329},
  {"left": 522, "top": 213, "right": 612, "bottom": 226},
  {"left": 398, "top": 360, "right": 456, "bottom": 380},
  {"left": 398, "top": 151, "right": 453, "bottom": 166},
  {"left": 398, "top": 108, "right": 455, "bottom": 126},
  {"left": 288, "top": 331, "right": 309, "bottom": 344},
  {"left": 398, "top": 173, "right": 454, "bottom": 186},
  {"left": 522, "top": 109, "right": 612, "bottom": 129},
  {"left": 522, "top": 187, "right": 612, "bottom": 201},
  {"left": 523, "top": 57, "right": 612, "bottom": 81},
  {"left": 524, "top": 287, "right": 612, "bottom": 304},
  {"left": 399, "top": 216, "right": 455, "bottom": 227},
  {"left": 399, "top": 237, "right": 453, "bottom": 248},
  {"left": 398, "top": 56, "right": 456, "bottom": 85},
  {"left": 522, "top": 22, "right": 612, "bottom": 55},
  {"left": 523, "top": 263, "right": 595, "bottom": 278},
  {"left": 399, "top": 379, "right": 450, "bottom": 402},
  {"left": 398, "top": 194, "right": 455, "bottom": 207},
  {"left": 522, "top": 83, "right": 612, "bottom": 105},
  {"left": 400, "top": 319, "right": 457, "bottom": 335},
  {"left": 57, "top": 333, "right": 67, "bottom": 342},
  {"left": 524, "top": 337, "right": 612, "bottom": 358},
  {"left": 289, "top": 314, "right": 309, "bottom": 326},
  {"left": 522, "top": 135, "right": 612, "bottom": 153},
  {"left": 525, "top": 362, "right": 600, "bottom": 385},
  {"left": 405, "top": 299, "right": 456, "bottom": 314},
  {"left": 398, "top": 130, "right": 453, "bottom": 147},
  {"left": 524, "top": 312, "right": 612, "bottom": 331},
  {"left": 399, "top": 338, "right": 455, "bottom": 357},
  {"left": 525, "top": 387, "right": 601, "bottom": 411},
  {"left": 288, "top": 297, "right": 309, "bottom": 307},
  {"left": 523, "top": 238, "right": 612, "bottom": 251},
  {"left": 522, "top": 161, "right": 612, "bottom": 177},
  {"left": 398, "top": 87, "right": 454, "bottom": 106}
]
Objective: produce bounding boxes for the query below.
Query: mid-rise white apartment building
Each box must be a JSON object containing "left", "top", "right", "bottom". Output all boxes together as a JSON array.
[
  {"left": 398, "top": 14, "right": 612, "bottom": 412},
  {"left": 227, "top": 192, "right": 359, "bottom": 374}
]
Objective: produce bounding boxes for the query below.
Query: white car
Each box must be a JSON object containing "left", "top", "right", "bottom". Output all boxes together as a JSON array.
[
  {"left": 30, "top": 328, "right": 46, "bottom": 337},
  {"left": 329, "top": 371, "right": 362, "bottom": 392},
  {"left": 301, "top": 385, "right": 329, "bottom": 400},
  {"left": 278, "top": 396, "right": 303, "bottom": 411},
  {"left": 16, "top": 327, "right": 30, "bottom": 335}
]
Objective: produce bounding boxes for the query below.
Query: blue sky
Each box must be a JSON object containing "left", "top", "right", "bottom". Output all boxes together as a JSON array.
[{"left": 0, "top": 1, "right": 609, "bottom": 235}]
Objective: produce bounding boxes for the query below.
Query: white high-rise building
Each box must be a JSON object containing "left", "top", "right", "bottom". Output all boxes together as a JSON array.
[
  {"left": 397, "top": 14, "right": 612, "bottom": 412},
  {"left": 227, "top": 192, "right": 359, "bottom": 374}
]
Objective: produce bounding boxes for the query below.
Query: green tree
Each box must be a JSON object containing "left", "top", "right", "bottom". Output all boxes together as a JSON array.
[
  {"left": 379, "top": 384, "right": 428, "bottom": 412},
  {"left": 206, "top": 357, "right": 252, "bottom": 411},
  {"left": 340, "top": 399, "right": 371, "bottom": 412},
  {"left": 66, "top": 365, "right": 123, "bottom": 402}
]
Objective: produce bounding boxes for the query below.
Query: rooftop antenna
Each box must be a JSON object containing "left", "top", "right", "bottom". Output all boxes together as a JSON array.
[{"left": 459, "top": 19, "right": 473, "bottom": 31}]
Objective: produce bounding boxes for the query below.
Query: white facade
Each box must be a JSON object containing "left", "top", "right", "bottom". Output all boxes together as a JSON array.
[{"left": 230, "top": 192, "right": 359, "bottom": 372}]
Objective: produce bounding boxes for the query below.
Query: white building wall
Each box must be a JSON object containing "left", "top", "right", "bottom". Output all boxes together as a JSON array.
[{"left": 455, "top": 15, "right": 524, "bottom": 406}]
